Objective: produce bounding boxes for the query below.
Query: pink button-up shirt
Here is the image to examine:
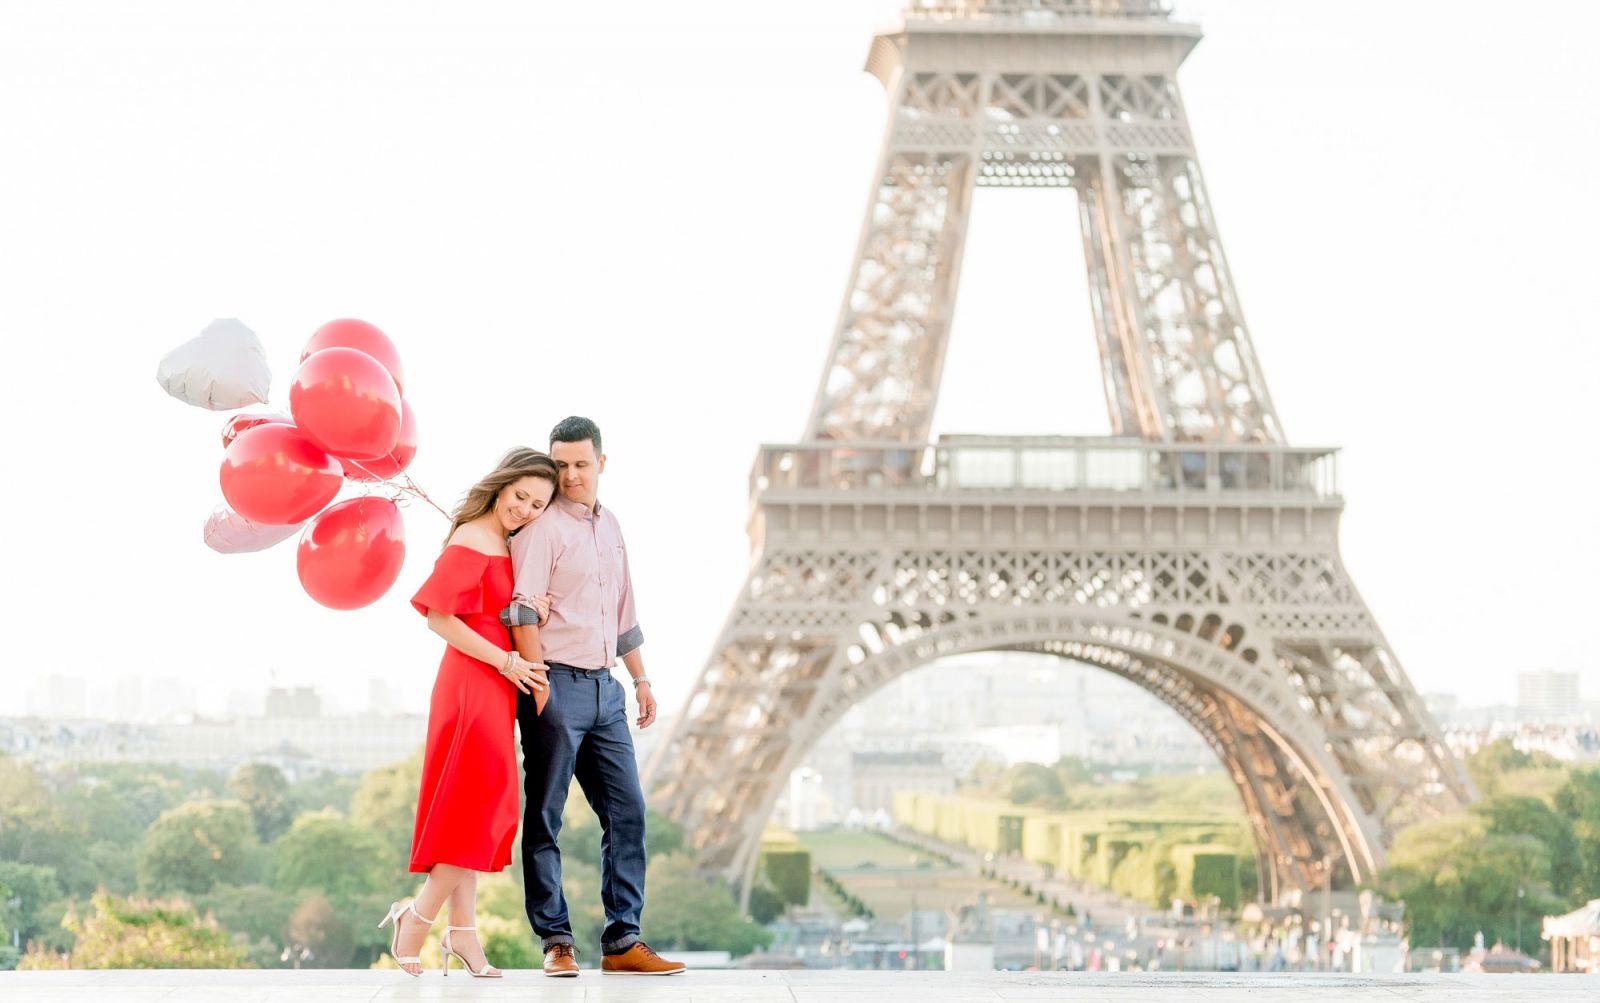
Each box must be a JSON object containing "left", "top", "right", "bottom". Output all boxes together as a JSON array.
[{"left": 508, "top": 494, "right": 641, "bottom": 670}]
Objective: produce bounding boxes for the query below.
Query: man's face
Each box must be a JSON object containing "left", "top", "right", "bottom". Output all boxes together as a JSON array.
[{"left": 551, "top": 438, "right": 604, "bottom": 507}]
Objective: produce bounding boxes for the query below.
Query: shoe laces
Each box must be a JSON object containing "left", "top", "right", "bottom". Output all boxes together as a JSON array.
[
  {"left": 551, "top": 943, "right": 576, "bottom": 960},
  {"left": 634, "top": 942, "right": 662, "bottom": 960}
]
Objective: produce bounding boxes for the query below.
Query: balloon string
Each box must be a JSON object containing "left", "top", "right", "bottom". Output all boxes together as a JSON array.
[
  {"left": 341, "top": 460, "right": 450, "bottom": 521},
  {"left": 397, "top": 472, "right": 450, "bottom": 520}
]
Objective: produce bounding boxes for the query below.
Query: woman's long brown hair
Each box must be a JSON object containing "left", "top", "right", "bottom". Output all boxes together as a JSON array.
[{"left": 444, "top": 447, "right": 559, "bottom": 544}]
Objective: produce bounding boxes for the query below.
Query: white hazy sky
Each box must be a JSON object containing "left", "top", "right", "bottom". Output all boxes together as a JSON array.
[{"left": 1, "top": 0, "right": 1596, "bottom": 718}]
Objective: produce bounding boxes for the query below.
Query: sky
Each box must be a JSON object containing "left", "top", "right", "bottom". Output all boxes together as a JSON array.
[{"left": 1, "top": 0, "right": 1596, "bottom": 719}]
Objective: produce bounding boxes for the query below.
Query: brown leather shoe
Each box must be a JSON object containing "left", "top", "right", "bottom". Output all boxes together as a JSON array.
[
  {"left": 542, "top": 942, "right": 579, "bottom": 977},
  {"left": 601, "top": 941, "right": 686, "bottom": 975}
]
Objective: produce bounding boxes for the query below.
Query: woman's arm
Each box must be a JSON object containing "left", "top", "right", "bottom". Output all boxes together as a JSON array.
[
  {"left": 427, "top": 610, "right": 545, "bottom": 694},
  {"left": 510, "top": 621, "right": 543, "bottom": 666}
]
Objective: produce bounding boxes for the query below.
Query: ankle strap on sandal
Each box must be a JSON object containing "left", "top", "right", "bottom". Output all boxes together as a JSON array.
[
  {"left": 445, "top": 925, "right": 476, "bottom": 932},
  {"left": 407, "top": 901, "right": 438, "bottom": 925}
]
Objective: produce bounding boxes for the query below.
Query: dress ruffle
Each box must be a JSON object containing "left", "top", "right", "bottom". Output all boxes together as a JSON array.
[{"left": 411, "top": 545, "right": 490, "bottom": 618}]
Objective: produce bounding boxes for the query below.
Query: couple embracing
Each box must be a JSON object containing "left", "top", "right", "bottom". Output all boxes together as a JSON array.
[{"left": 378, "top": 416, "right": 684, "bottom": 978}]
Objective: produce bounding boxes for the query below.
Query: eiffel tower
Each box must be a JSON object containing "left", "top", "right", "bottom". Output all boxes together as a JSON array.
[{"left": 647, "top": 0, "right": 1472, "bottom": 904}]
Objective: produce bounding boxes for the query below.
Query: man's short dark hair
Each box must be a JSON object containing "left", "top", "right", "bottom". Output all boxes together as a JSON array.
[{"left": 550, "top": 415, "right": 601, "bottom": 454}]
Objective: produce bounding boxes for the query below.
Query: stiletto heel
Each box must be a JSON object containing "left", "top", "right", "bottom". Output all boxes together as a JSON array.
[
  {"left": 441, "top": 925, "right": 502, "bottom": 978},
  {"left": 377, "top": 899, "right": 437, "bottom": 976}
]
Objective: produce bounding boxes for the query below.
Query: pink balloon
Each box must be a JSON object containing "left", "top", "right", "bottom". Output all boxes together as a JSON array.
[
  {"left": 220, "top": 423, "right": 343, "bottom": 525},
  {"left": 289, "top": 347, "right": 402, "bottom": 460},
  {"left": 296, "top": 497, "right": 407, "bottom": 610},
  {"left": 343, "top": 399, "right": 418, "bottom": 482},
  {"left": 301, "top": 318, "right": 404, "bottom": 394},
  {"left": 220, "top": 409, "right": 292, "bottom": 449}
]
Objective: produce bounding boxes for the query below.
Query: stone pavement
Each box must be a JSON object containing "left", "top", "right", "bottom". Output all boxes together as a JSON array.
[{"left": 2, "top": 969, "right": 1593, "bottom": 1002}]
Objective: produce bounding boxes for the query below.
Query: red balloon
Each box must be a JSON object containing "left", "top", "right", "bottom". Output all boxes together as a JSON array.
[
  {"left": 343, "top": 399, "right": 418, "bottom": 481},
  {"left": 220, "top": 410, "right": 292, "bottom": 448},
  {"left": 220, "top": 423, "right": 343, "bottom": 525},
  {"left": 297, "top": 497, "right": 407, "bottom": 610},
  {"left": 290, "top": 347, "right": 402, "bottom": 460},
  {"left": 301, "top": 318, "right": 404, "bottom": 394}
]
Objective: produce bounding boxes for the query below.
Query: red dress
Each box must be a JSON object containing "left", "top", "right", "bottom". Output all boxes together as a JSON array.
[{"left": 408, "top": 545, "right": 519, "bottom": 873}]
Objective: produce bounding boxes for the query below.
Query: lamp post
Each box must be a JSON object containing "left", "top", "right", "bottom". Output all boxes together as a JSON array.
[
  {"left": 1321, "top": 855, "right": 1333, "bottom": 972},
  {"left": 1516, "top": 885, "right": 1525, "bottom": 954},
  {"left": 909, "top": 853, "right": 921, "bottom": 971}
]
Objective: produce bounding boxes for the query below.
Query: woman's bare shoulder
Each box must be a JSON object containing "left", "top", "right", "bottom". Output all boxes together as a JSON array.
[{"left": 447, "top": 520, "right": 509, "bottom": 557}]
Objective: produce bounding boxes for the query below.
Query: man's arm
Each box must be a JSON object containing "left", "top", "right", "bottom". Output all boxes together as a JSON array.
[
  {"left": 504, "top": 522, "right": 558, "bottom": 688},
  {"left": 614, "top": 532, "right": 654, "bottom": 728}
]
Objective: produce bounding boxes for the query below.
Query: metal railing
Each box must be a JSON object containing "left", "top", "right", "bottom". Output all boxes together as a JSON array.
[{"left": 751, "top": 437, "right": 1339, "bottom": 500}]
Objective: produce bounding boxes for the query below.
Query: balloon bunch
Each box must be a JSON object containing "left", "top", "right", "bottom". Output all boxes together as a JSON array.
[{"left": 159, "top": 318, "right": 438, "bottom": 610}]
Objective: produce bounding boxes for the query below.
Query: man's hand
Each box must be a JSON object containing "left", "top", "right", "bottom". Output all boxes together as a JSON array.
[{"left": 635, "top": 681, "right": 657, "bottom": 729}]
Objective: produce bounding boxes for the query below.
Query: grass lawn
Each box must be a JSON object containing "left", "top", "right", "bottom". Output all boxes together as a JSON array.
[{"left": 798, "top": 828, "right": 1043, "bottom": 919}]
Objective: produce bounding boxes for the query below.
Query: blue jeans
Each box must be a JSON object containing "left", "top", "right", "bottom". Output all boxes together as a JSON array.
[{"left": 518, "top": 664, "right": 646, "bottom": 953}]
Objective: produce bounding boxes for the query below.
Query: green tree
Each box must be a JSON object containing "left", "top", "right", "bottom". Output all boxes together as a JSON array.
[
  {"left": 137, "top": 800, "right": 259, "bottom": 895},
  {"left": 192, "top": 883, "right": 296, "bottom": 945},
  {"left": 1465, "top": 739, "right": 1569, "bottom": 801},
  {"left": 1476, "top": 795, "right": 1580, "bottom": 902},
  {"left": 1554, "top": 767, "right": 1600, "bottom": 898},
  {"left": 1371, "top": 813, "right": 1562, "bottom": 950},
  {"left": 229, "top": 764, "right": 294, "bottom": 843},
  {"left": 58, "top": 763, "right": 216, "bottom": 845},
  {"left": 642, "top": 853, "right": 771, "bottom": 957},
  {"left": 84, "top": 840, "right": 138, "bottom": 894},
  {"left": 0, "top": 757, "right": 68, "bottom": 862},
  {"left": 0, "top": 862, "right": 62, "bottom": 963},
  {"left": 19, "top": 893, "right": 245, "bottom": 969},
  {"left": 284, "top": 894, "right": 354, "bottom": 968},
  {"left": 1055, "top": 756, "right": 1095, "bottom": 787},
  {"left": 272, "top": 811, "right": 388, "bottom": 898},
  {"left": 747, "top": 882, "right": 784, "bottom": 925},
  {"left": 350, "top": 750, "right": 422, "bottom": 882},
  {"left": 350, "top": 751, "right": 421, "bottom": 833},
  {"left": 1003, "top": 762, "right": 1065, "bottom": 806},
  {"left": 762, "top": 849, "right": 811, "bottom": 909},
  {"left": 477, "top": 914, "right": 539, "bottom": 970},
  {"left": 0, "top": 757, "right": 93, "bottom": 895},
  {"left": 561, "top": 801, "right": 685, "bottom": 871},
  {"left": 289, "top": 769, "right": 361, "bottom": 817}
]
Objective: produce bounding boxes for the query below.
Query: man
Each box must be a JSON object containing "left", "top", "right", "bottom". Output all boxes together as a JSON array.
[{"left": 499, "top": 416, "right": 685, "bottom": 977}]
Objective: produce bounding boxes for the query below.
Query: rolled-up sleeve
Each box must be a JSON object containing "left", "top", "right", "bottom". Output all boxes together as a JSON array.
[
  {"left": 615, "top": 536, "right": 643, "bottom": 658},
  {"left": 499, "top": 521, "right": 558, "bottom": 628}
]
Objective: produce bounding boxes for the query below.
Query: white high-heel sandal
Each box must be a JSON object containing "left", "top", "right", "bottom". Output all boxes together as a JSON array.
[
  {"left": 441, "top": 925, "right": 502, "bottom": 978},
  {"left": 377, "top": 900, "right": 436, "bottom": 977}
]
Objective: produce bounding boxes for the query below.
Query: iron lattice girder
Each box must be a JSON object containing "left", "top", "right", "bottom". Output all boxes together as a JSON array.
[
  {"left": 807, "top": 11, "right": 1280, "bottom": 444},
  {"left": 648, "top": 453, "right": 1473, "bottom": 903}
]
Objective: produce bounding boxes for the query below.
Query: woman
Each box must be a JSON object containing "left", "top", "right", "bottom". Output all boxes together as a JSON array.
[{"left": 379, "top": 447, "right": 558, "bottom": 977}]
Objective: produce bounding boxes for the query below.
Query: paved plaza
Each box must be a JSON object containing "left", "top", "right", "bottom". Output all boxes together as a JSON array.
[{"left": 3, "top": 970, "right": 1593, "bottom": 1002}]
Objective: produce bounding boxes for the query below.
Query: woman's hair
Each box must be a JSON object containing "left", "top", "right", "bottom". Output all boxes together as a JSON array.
[{"left": 444, "top": 447, "right": 560, "bottom": 544}]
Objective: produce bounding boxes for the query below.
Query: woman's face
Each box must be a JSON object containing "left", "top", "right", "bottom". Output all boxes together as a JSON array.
[{"left": 495, "top": 475, "right": 555, "bottom": 533}]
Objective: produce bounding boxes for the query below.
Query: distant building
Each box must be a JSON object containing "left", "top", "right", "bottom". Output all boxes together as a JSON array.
[
  {"left": 0, "top": 712, "right": 423, "bottom": 776},
  {"left": 851, "top": 750, "right": 952, "bottom": 815},
  {"left": 1423, "top": 691, "right": 1458, "bottom": 725},
  {"left": 266, "top": 686, "right": 322, "bottom": 718},
  {"left": 1518, "top": 671, "right": 1581, "bottom": 721},
  {"left": 784, "top": 767, "right": 834, "bottom": 831}
]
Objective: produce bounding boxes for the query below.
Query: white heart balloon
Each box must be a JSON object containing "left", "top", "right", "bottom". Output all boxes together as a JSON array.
[
  {"left": 203, "top": 503, "right": 304, "bottom": 554},
  {"left": 157, "top": 318, "right": 272, "bottom": 410}
]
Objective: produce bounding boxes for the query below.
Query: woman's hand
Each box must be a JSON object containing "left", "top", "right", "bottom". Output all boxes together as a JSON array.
[
  {"left": 499, "top": 653, "right": 548, "bottom": 695},
  {"left": 531, "top": 593, "right": 553, "bottom": 623}
]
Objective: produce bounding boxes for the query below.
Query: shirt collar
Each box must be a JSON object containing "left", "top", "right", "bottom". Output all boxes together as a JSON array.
[{"left": 555, "top": 494, "right": 601, "bottom": 519}]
